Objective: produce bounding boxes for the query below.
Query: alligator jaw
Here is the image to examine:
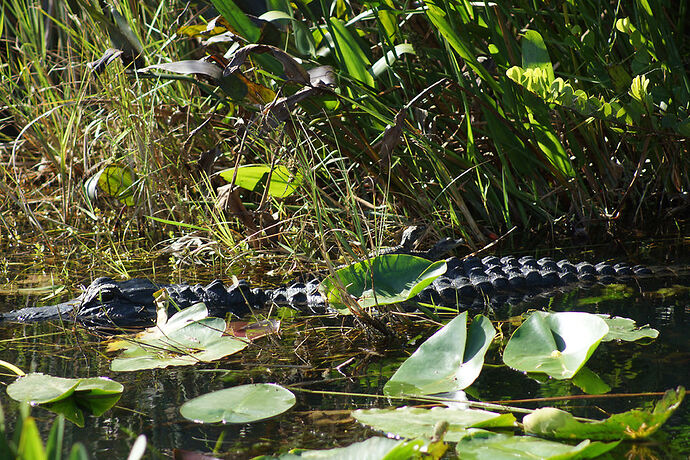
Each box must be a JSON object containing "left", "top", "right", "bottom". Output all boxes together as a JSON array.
[{"left": 0, "top": 299, "right": 79, "bottom": 323}]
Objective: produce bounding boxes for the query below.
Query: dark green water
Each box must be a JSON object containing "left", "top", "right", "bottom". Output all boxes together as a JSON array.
[{"left": 0, "top": 238, "right": 688, "bottom": 459}]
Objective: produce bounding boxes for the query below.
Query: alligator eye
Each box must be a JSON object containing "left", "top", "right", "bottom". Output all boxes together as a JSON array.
[{"left": 98, "top": 289, "right": 116, "bottom": 302}]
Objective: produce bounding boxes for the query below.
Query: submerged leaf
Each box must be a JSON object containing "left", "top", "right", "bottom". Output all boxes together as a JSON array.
[
  {"left": 523, "top": 387, "right": 685, "bottom": 440},
  {"left": 384, "top": 312, "right": 496, "bottom": 396},
  {"left": 180, "top": 383, "right": 295, "bottom": 424},
  {"left": 320, "top": 254, "right": 447, "bottom": 312},
  {"left": 503, "top": 311, "right": 608, "bottom": 379}
]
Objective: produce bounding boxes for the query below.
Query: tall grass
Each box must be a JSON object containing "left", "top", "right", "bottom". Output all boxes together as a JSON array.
[{"left": 0, "top": 0, "right": 687, "bottom": 274}]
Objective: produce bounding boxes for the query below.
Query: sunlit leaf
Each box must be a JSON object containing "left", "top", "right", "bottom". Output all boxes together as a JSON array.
[
  {"left": 353, "top": 406, "right": 515, "bottom": 442},
  {"left": 455, "top": 430, "right": 619, "bottom": 459},
  {"left": 7, "top": 374, "right": 123, "bottom": 427},
  {"left": 219, "top": 164, "right": 302, "bottom": 198},
  {"left": 523, "top": 387, "right": 685, "bottom": 440},
  {"left": 384, "top": 312, "right": 496, "bottom": 396},
  {"left": 598, "top": 315, "right": 659, "bottom": 342},
  {"left": 328, "top": 18, "right": 375, "bottom": 87},
  {"left": 84, "top": 164, "right": 136, "bottom": 206},
  {"left": 503, "top": 312, "right": 608, "bottom": 379},
  {"left": 180, "top": 383, "right": 295, "bottom": 424},
  {"left": 320, "top": 254, "right": 447, "bottom": 312}
]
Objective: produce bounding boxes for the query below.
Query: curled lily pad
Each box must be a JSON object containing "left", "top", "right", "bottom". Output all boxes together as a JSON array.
[
  {"left": 384, "top": 312, "right": 496, "bottom": 396},
  {"left": 7, "top": 374, "right": 123, "bottom": 427},
  {"left": 321, "top": 254, "right": 447, "bottom": 313},
  {"left": 180, "top": 383, "right": 295, "bottom": 424},
  {"left": 503, "top": 312, "right": 608, "bottom": 379},
  {"left": 523, "top": 387, "right": 685, "bottom": 440}
]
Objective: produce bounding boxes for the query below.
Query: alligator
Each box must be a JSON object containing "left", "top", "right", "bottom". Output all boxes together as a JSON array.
[{"left": 0, "top": 228, "right": 653, "bottom": 327}]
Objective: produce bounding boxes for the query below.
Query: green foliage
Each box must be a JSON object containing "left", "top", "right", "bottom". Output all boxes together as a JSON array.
[
  {"left": 384, "top": 312, "right": 495, "bottom": 396},
  {"left": 109, "top": 303, "right": 248, "bottom": 371},
  {"left": 219, "top": 164, "right": 303, "bottom": 198},
  {"left": 502, "top": 312, "right": 609, "bottom": 379},
  {"left": 320, "top": 255, "right": 447, "bottom": 312},
  {"left": 179, "top": 383, "right": 295, "bottom": 424},
  {"left": 6, "top": 374, "right": 123, "bottom": 427}
]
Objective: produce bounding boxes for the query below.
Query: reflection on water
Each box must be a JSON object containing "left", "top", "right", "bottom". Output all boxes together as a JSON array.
[{"left": 0, "top": 238, "right": 688, "bottom": 458}]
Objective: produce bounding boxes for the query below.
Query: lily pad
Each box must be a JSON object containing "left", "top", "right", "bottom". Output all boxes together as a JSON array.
[
  {"left": 7, "top": 374, "right": 123, "bottom": 427},
  {"left": 219, "top": 164, "right": 302, "bottom": 198},
  {"left": 503, "top": 312, "right": 608, "bottom": 379},
  {"left": 523, "top": 386, "right": 685, "bottom": 440},
  {"left": 180, "top": 383, "right": 295, "bottom": 424},
  {"left": 353, "top": 406, "right": 515, "bottom": 443},
  {"left": 321, "top": 254, "right": 447, "bottom": 312},
  {"left": 258, "top": 436, "right": 446, "bottom": 459},
  {"left": 109, "top": 304, "right": 248, "bottom": 371},
  {"left": 455, "top": 430, "right": 619, "bottom": 459},
  {"left": 384, "top": 312, "right": 496, "bottom": 396},
  {"left": 598, "top": 315, "right": 659, "bottom": 342}
]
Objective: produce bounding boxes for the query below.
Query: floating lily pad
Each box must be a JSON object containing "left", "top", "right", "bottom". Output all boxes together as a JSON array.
[
  {"left": 384, "top": 312, "right": 496, "bottom": 396},
  {"left": 219, "top": 164, "right": 302, "bottom": 198},
  {"left": 109, "top": 304, "right": 248, "bottom": 372},
  {"left": 257, "top": 436, "right": 446, "bottom": 459},
  {"left": 321, "top": 254, "right": 447, "bottom": 312},
  {"left": 523, "top": 386, "right": 685, "bottom": 440},
  {"left": 353, "top": 406, "right": 515, "bottom": 443},
  {"left": 455, "top": 430, "right": 619, "bottom": 459},
  {"left": 598, "top": 315, "right": 659, "bottom": 342},
  {"left": 503, "top": 312, "right": 608, "bottom": 379},
  {"left": 180, "top": 383, "right": 295, "bottom": 424},
  {"left": 7, "top": 374, "right": 123, "bottom": 427}
]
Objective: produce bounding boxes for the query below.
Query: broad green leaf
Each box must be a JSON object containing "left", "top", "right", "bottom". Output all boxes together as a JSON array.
[
  {"left": 259, "top": 436, "right": 441, "bottom": 459},
  {"left": 503, "top": 312, "right": 608, "bottom": 379},
  {"left": 455, "top": 430, "right": 619, "bottom": 459},
  {"left": 384, "top": 312, "right": 496, "bottom": 396},
  {"left": 320, "top": 254, "right": 447, "bottom": 312},
  {"left": 7, "top": 374, "right": 123, "bottom": 427},
  {"left": 180, "top": 383, "right": 295, "bottom": 424},
  {"left": 84, "top": 164, "right": 136, "bottom": 206},
  {"left": 521, "top": 30, "right": 554, "bottom": 84},
  {"left": 110, "top": 316, "right": 248, "bottom": 371},
  {"left": 571, "top": 367, "right": 611, "bottom": 395},
  {"left": 328, "top": 18, "right": 375, "bottom": 87},
  {"left": 353, "top": 406, "right": 515, "bottom": 442},
  {"left": 523, "top": 387, "right": 685, "bottom": 440},
  {"left": 219, "top": 164, "right": 302, "bottom": 198},
  {"left": 371, "top": 44, "right": 415, "bottom": 77},
  {"left": 210, "top": 0, "right": 260, "bottom": 42},
  {"left": 598, "top": 315, "right": 659, "bottom": 342}
]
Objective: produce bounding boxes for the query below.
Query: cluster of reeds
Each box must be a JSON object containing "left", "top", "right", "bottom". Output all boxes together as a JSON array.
[{"left": 1, "top": 0, "right": 687, "bottom": 269}]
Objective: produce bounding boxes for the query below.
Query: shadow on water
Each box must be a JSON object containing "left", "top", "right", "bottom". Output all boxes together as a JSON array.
[{"left": 0, "top": 236, "right": 688, "bottom": 458}]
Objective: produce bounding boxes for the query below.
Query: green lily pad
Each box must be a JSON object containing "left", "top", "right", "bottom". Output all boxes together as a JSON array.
[
  {"left": 7, "top": 374, "right": 123, "bottom": 427},
  {"left": 219, "top": 164, "right": 302, "bottom": 198},
  {"left": 598, "top": 315, "right": 659, "bottom": 342},
  {"left": 257, "top": 436, "right": 445, "bottom": 459},
  {"left": 180, "top": 383, "right": 295, "bottom": 424},
  {"left": 503, "top": 312, "right": 609, "bottom": 379},
  {"left": 320, "top": 254, "right": 447, "bottom": 312},
  {"left": 523, "top": 386, "right": 685, "bottom": 440},
  {"left": 384, "top": 312, "right": 496, "bottom": 396},
  {"left": 110, "top": 305, "right": 248, "bottom": 371},
  {"left": 353, "top": 406, "right": 515, "bottom": 443},
  {"left": 455, "top": 430, "right": 619, "bottom": 459}
]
